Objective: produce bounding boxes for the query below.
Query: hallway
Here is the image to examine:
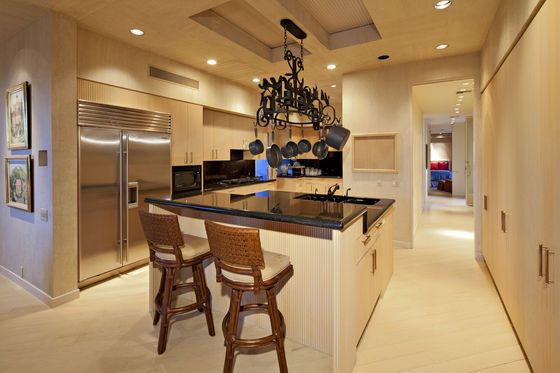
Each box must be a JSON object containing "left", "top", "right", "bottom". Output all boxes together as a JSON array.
[{"left": 354, "top": 196, "right": 530, "bottom": 372}]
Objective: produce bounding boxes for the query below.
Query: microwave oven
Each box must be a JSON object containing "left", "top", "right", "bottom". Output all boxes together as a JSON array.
[{"left": 172, "top": 165, "right": 202, "bottom": 196}]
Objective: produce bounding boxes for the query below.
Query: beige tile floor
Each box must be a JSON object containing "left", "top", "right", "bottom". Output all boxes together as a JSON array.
[{"left": 0, "top": 196, "right": 529, "bottom": 373}]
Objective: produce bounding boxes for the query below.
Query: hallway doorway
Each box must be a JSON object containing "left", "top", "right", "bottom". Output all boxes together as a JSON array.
[{"left": 412, "top": 79, "right": 475, "bottom": 209}]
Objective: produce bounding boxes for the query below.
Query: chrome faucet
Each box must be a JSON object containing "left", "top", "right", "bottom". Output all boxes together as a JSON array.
[
  {"left": 327, "top": 184, "right": 340, "bottom": 200},
  {"left": 345, "top": 188, "right": 352, "bottom": 198}
]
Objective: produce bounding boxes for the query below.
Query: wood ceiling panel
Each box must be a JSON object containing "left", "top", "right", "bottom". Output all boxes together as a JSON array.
[{"left": 299, "top": 0, "right": 373, "bottom": 33}]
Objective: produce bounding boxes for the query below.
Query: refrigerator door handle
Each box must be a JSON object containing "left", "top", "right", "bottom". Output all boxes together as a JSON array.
[
  {"left": 122, "top": 133, "right": 129, "bottom": 263},
  {"left": 118, "top": 136, "right": 123, "bottom": 264}
]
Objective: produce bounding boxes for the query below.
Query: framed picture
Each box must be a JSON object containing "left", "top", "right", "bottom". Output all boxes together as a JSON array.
[
  {"left": 5, "top": 155, "right": 32, "bottom": 212},
  {"left": 6, "top": 81, "right": 30, "bottom": 149}
]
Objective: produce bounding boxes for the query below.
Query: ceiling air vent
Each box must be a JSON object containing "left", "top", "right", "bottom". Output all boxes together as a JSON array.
[{"left": 149, "top": 66, "right": 199, "bottom": 89}]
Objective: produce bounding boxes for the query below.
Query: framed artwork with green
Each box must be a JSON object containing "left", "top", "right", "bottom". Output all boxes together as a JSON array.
[
  {"left": 6, "top": 81, "right": 30, "bottom": 149},
  {"left": 5, "top": 155, "right": 33, "bottom": 212}
]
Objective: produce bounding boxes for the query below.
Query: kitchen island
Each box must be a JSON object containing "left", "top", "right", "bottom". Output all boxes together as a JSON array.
[{"left": 147, "top": 190, "right": 394, "bottom": 373}]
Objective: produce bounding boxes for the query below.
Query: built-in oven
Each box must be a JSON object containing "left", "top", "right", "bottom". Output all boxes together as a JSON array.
[{"left": 172, "top": 165, "right": 202, "bottom": 197}]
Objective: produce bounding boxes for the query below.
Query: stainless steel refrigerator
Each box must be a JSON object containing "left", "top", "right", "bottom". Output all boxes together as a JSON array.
[{"left": 78, "top": 101, "right": 171, "bottom": 286}]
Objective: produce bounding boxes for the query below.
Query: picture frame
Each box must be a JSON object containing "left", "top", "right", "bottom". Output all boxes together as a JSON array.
[
  {"left": 5, "top": 155, "right": 33, "bottom": 212},
  {"left": 6, "top": 81, "right": 30, "bottom": 149}
]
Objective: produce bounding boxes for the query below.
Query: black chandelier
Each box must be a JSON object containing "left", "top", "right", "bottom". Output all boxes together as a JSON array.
[{"left": 250, "top": 19, "right": 350, "bottom": 166}]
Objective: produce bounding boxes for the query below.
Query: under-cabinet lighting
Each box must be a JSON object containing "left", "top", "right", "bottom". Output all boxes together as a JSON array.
[
  {"left": 434, "top": 1, "right": 452, "bottom": 10},
  {"left": 130, "top": 28, "right": 144, "bottom": 36}
]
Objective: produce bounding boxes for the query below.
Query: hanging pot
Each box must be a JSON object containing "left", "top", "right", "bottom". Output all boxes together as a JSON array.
[
  {"left": 312, "top": 140, "right": 329, "bottom": 160},
  {"left": 248, "top": 125, "right": 264, "bottom": 155},
  {"left": 266, "top": 130, "right": 283, "bottom": 168},
  {"left": 297, "top": 124, "right": 312, "bottom": 154},
  {"left": 281, "top": 126, "right": 299, "bottom": 158},
  {"left": 324, "top": 125, "right": 350, "bottom": 151}
]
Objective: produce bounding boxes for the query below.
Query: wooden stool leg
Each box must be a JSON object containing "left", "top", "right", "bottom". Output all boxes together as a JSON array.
[
  {"left": 267, "top": 289, "right": 288, "bottom": 373},
  {"left": 192, "top": 264, "right": 205, "bottom": 313},
  {"left": 153, "top": 266, "right": 167, "bottom": 325},
  {"left": 196, "top": 263, "right": 216, "bottom": 336},
  {"left": 157, "top": 267, "right": 176, "bottom": 355},
  {"left": 224, "top": 289, "right": 242, "bottom": 373}
]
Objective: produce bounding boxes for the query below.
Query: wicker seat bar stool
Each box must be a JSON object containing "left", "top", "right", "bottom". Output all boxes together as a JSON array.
[
  {"left": 139, "top": 211, "right": 215, "bottom": 354},
  {"left": 204, "top": 220, "right": 294, "bottom": 373}
]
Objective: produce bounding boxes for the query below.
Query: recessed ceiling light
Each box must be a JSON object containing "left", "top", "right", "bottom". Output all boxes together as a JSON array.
[
  {"left": 331, "top": 84, "right": 337, "bottom": 88},
  {"left": 456, "top": 103, "right": 461, "bottom": 106},
  {"left": 207, "top": 59, "right": 217, "bottom": 65},
  {"left": 458, "top": 95, "right": 464, "bottom": 99},
  {"left": 327, "top": 64, "right": 336, "bottom": 70},
  {"left": 378, "top": 54, "right": 390, "bottom": 60},
  {"left": 130, "top": 28, "right": 144, "bottom": 36},
  {"left": 462, "top": 82, "right": 470, "bottom": 86},
  {"left": 252, "top": 78, "right": 260, "bottom": 83},
  {"left": 434, "top": 1, "right": 452, "bottom": 10},
  {"left": 436, "top": 44, "right": 449, "bottom": 50}
]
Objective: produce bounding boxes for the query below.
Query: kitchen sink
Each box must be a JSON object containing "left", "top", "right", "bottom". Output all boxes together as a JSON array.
[{"left": 295, "top": 194, "right": 380, "bottom": 205}]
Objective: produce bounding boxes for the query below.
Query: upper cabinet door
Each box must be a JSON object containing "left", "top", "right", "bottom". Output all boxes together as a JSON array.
[
  {"left": 171, "top": 102, "right": 189, "bottom": 166},
  {"left": 186, "top": 104, "right": 203, "bottom": 165}
]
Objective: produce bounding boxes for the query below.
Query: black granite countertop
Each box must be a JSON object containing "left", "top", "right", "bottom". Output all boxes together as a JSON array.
[{"left": 147, "top": 190, "right": 394, "bottom": 232}]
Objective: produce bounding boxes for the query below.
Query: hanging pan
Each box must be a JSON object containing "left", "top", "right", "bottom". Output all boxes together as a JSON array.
[
  {"left": 248, "top": 124, "right": 264, "bottom": 155},
  {"left": 266, "top": 129, "right": 283, "bottom": 168},
  {"left": 281, "top": 126, "right": 299, "bottom": 158},
  {"left": 297, "top": 124, "right": 312, "bottom": 154}
]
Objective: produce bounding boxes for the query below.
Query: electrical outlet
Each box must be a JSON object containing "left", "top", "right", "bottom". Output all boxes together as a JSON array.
[
  {"left": 20, "top": 266, "right": 24, "bottom": 278},
  {"left": 392, "top": 181, "right": 400, "bottom": 187},
  {"left": 40, "top": 208, "right": 48, "bottom": 222},
  {"left": 377, "top": 180, "right": 382, "bottom": 187}
]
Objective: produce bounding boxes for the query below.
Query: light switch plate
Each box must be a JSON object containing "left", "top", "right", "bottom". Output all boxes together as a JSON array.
[
  {"left": 40, "top": 208, "right": 48, "bottom": 222},
  {"left": 38, "top": 150, "right": 48, "bottom": 166}
]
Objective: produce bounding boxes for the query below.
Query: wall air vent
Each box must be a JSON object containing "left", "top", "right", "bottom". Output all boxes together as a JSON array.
[{"left": 149, "top": 66, "right": 199, "bottom": 89}]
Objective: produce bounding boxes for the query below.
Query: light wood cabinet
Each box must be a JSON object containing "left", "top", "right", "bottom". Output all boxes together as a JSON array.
[
  {"left": 481, "top": 2, "right": 560, "bottom": 371},
  {"left": 203, "top": 109, "right": 258, "bottom": 161},
  {"left": 171, "top": 103, "right": 203, "bottom": 166},
  {"left": 275, "top": 177, "right": 343, "bottom": 195}
]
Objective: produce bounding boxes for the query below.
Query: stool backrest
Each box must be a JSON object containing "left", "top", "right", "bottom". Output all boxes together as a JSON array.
[
  {"left": 204, "top": 220, "right": 265, "bottom": 287},
  {"left": 139, "top": 210, "right": 184, "bottom": 263}
]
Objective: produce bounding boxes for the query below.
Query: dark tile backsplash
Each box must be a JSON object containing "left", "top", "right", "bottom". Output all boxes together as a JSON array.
[
  {"left": 296, "top": 151, "right": 342, "bottom": 177},
  {"left": 203, "top": 159, "right": 256, "bottom": 185}
]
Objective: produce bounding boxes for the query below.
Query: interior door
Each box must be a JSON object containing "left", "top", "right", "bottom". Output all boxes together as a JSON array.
[
  {"left": 126, "top": 131, "right": 171, "bottom": 265},
  {"left": 79, "top": 127, "right": 122, "bottom": 281}
]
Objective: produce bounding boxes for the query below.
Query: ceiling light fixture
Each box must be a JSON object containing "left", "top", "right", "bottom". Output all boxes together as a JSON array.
[
  {"left": 436, "top": 44, "right": 449, "bottom": 50},
  {"left": 462, "top": 82, "right": 470, "bottom": 86},
  {"left": 327, "top": 64, "right": 337, "bottom": 70},
  {"left": 378, "top": 54, "right": 390, "bottom": 60},
  {"left": 207, "top": 59, "right": 217, "bottom": 65},
  {"left": 434, "top": 1, "right": 452, "bottom": 10},
  {"left": 252, "top": 78, "right": 260, "bottom": 83},
  {"left": 129, "top": 28, "right": 144, "bottom": 36},
  {"left": 331, "top": 84, "right": 337, "bottom": 88}
]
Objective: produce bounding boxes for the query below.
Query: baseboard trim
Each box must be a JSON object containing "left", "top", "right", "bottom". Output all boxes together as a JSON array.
[
  {"left": 0, "top": 265, "right": 80, "bottom": 307},
  {"left": 394, "top": 240, "right": 412, "bottom": 249}
]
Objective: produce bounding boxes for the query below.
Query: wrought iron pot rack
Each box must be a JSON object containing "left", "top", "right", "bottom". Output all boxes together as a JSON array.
[{"left": 253, "top": 19, "right": 350, "bottom": 161}]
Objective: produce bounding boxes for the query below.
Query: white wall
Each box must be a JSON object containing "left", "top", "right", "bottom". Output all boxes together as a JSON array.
[
  {"left": 0, "top": 11, "right": 78, "bottom": 301},
  {"left": 343, "top": 53, "right": 480, "bottom": 248},
  {"left": 411, "top": 94, "right": 423, "bottom": 234},
  {"left": 452, "top": 123, "right": 466, "bottom": 197},
  {"left": 430, "top": 142, "right": 452, "bottom": 161}
]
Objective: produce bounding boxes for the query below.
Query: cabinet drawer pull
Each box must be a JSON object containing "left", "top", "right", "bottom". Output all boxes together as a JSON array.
[
  {"left": 370, "top": 251, "right": 375, "bottom": 274},
  {"left": 375, "top": 219, "right": 386, "bottom": 229},
  {"left": 500, "top": 211, "right": 507, "bottom": 233},
  {"left": 545, "top": 249, "right": 555, "bottom": 285},
  {"left": 374, "top": 249, "right": 377, "bottom": 270},
  {"left": 190, "top": 152, "right": 193, "bottom": 163},
  {"left": 539, "top": 244, "right": 545, "bottom": 277},
  {"left": 363, "top": 235, "right": 372, "bottom": 246}
]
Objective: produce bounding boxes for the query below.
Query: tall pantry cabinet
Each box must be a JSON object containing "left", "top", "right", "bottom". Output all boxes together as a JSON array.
[{"left": 481, "top": 1, "right": 558, "bottom": 372}]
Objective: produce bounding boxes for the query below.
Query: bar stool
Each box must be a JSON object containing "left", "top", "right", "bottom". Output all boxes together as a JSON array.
[
  {"left": 204, "top": 220, "right": 294, "bottom": 373},
  {"left": 139, "top": 211, "right": 215, "bottom": 354}
]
